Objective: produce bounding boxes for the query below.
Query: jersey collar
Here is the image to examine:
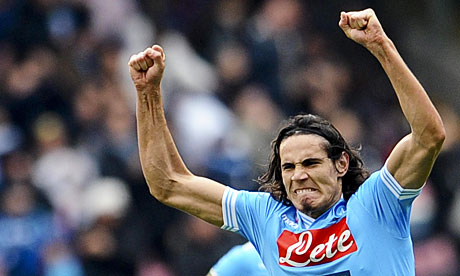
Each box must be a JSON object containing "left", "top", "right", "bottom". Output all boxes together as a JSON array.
[
  {"left": 296, "top": 197, "right": 347, "bottom": 229},
  {"left": 296, "top": 210, "right": 315, "bottom": 228}
]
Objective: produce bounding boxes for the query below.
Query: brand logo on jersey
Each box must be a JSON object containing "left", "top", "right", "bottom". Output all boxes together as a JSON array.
[
  {"left": 277, "top": 217, "right": 357, "bottom": 267},
  {"left": 282, "top": 214, "right": 298, "bottom": 229}
]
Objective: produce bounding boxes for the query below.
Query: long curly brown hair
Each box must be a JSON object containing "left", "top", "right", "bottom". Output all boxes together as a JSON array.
[{"left": 258, "top": 114, "right": 369, "bottom": 205}]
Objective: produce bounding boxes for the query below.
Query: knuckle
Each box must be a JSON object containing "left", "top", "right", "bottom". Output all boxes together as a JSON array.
[
  {"left": 136, "top": 56, "right": 145, "bottom": 63},
  {"left": 130, "top": 54, "right": 139, "bottom": 62}
]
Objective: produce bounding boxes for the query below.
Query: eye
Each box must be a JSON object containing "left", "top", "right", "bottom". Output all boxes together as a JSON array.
[
  {"left": 301, "top": 159, "right": 321, "bottom": 167},
  {"left": 282, "top": 163, "right": 294, "bottom": 171}
]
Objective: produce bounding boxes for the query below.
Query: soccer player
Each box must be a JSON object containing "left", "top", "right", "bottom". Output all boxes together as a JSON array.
[
  {"left": 206, "top": 242, "right": 268, "bottom": 276},
  {"left": 128, "top": 9, "right": 445, "bottom": 275}
]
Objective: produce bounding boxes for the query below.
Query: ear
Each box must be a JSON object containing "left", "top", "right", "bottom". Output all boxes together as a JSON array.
[{"left": 335, "top": 151, "right": 349, "bottom": 177}]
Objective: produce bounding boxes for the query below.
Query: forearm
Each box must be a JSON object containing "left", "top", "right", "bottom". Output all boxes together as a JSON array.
[
  {"left": 129, "top": 45, "right": 225, "bottom": 225},
  {"left": 136, "top": 86, "right": 192, "bottom": 199},
  {"left": 136, "top": 87, "right": 225, "bottom": 225},
  {"left": 339, "top": 9, "right": 445, "bottom": 188},
  {"left": 371, "top": 38, "right": 445, "bottom": 147}
]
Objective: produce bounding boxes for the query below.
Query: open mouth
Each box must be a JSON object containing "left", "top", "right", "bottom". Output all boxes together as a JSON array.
[{"left": 295, "top": 188, "right": 318, "bottom": 195}]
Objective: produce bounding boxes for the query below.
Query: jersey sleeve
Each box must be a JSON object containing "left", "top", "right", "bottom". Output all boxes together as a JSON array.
[
  {"left": 353, "top": 161, "right": 423, "bottom": 238},
  {"left": 220, "top": 187, "right": 275, "bottom": 246}
]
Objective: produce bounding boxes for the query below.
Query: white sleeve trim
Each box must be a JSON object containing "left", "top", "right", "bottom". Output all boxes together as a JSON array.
[
  {"left": 221, "top": 186, "right": 240, "bottom": 232},
  {"left": 380, "top": 162, "right": 423, "bottom": 200},
  {"left": 208, "top": 268, "right": 218, "bottom": 276}
]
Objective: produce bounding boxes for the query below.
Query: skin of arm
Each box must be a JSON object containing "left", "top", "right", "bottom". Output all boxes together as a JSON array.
[
  {"left": 128, "top": 46, "right": 226, "bottom": 226},
  {"left": 339, "top": 9, "right": 446, "bottom": 189}
]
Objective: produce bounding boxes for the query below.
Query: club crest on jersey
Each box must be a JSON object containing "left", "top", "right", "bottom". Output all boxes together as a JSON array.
[{"left": 277, "top": 217, "right": 357, "bottom": 267}]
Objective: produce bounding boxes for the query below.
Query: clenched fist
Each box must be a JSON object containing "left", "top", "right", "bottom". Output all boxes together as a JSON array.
[
  {"left": 128, "top": 45, "right": 165, "bottom": 91},
  {"left": 339, "top": 9, "right": 389, "bottom": 54}
]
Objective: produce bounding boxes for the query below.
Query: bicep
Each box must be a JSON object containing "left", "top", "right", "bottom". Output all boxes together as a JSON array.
[
  {"left": 386, "top": 134, "right": 441, "bottom": 189},
  {"left": 162, "top": 174, "right": 226, "bottom": 227}
]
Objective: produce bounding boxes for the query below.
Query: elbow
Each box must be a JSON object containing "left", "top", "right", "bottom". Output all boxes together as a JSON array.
[
  {"left": 414, "top": 122, "right": 446, "bottom": 153},
  {"left": 147, "top": 181, "right": 165, "bottom": 201},
  {"left": 425, "top": 123, "right": 446, "bottom": 152},
  {"left": 146, "top": 174, "right": 192, "bottom": 204},
  {"left": 146, "top": 178, "right": 173, "bottom": 203},
  {"left": 142, "top": 166, "right": 176, "bottom": 202},
  {"left": 433, "top": 123, "right": 446, "bottom": 148}
]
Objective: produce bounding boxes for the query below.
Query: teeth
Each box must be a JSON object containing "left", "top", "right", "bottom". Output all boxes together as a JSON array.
[{"left": 296, "top": 188, "right": 316, "bottom": 194}]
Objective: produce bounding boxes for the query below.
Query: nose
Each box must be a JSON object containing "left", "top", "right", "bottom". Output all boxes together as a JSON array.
[{"left": 291, "top": 166, "right": 308, "bottom": 181}]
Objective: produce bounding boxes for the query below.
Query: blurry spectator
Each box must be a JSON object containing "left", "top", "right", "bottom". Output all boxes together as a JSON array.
[
  {"left": 95, "top": 37, "right": 125, "bottom": 83},
  {"left": 4, "top": 46, "right": 73, "bottom": 143},
  {"left": 170, "top": 93, "right": 235, "bottom": 173},
  {"left": 165, "top": 215, "right": 243, "bottom": 276},
  {"left": 300, "top": 58, "right": 351, "bottom": 117},
  {"left": 414, "top": 235, "right": 459, "bottom": 276},
  {"left": 31, "top": 112, "right": 99, "bottom": 228},
  {"left": 214, "top": 41, "right": 252, "bottom": 106},
  {"left": 0, "top": 182, "right": 80, "bottom": 276},
  {"left": 410, "top": 183, "right": 437, "bottom": 240},
  {"left": 329, "top": 109, "right": 381, "bottom": 172},
  {"left": 46, "top": 1, "right": 90, "bottom": 50},
  {"left": 80, "top": 177, "right": 131, "bottom": 227},
  {"left": 431, "top": 103, "right": 460, "bottom": 234},
  {"left": 99, "top": 88, "right": 140, "bottom": 180},
  {"left": 0, "top": 1, "right": 24, "bottom": 41},
  {"left": 137, "top": 258, "right": 175, "bottom": 276},
  {"left": 8, "top": 0, "right": 49, "bottom": 50},
  {"left": 72, "top": 80, "right": 106, "bottom": 155},
  {"left": 1, "top": 150, "right": 35, "bottom": 190},
  {"left": 160, "top": 31, "right": 218, "bottom": 99},
  {"left": 329, "top": 109, "right": 363, "bottom": 147},
  {"left": 76, "top": 177, "right": 137, "bottom": 276},
  {"left": 243, "top": 0, "right": 306, "bottom": 107},
  {"left": 81, "top": 0, "right": 137, "bottom": 39},
  {"left": 205, "top": 137, "right": 253, "bottom": 191},
  {"left": 0, "top": 107, "right": 22, "bottom": 187},
  {"left": 0, "top": 42, "right": 15, "bottom": 85},
  {"left": 43, "top": 241, "right": 84, "bottom": 276},
  {"left": 232, "top": 84, "right": 283, "bottom": 178},
  {"left": 209, "top": 0, "right": 249, "bottom": 49},
  {"left": 77, "top": 223, "right": 134, "bottom": 276}
]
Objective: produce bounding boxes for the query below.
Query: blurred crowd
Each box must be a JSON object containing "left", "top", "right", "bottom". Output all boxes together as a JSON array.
[{"left": 0, "top": 0, "right": 459, "bottom": 275}]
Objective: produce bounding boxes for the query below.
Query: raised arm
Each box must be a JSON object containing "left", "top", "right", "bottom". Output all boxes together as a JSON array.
[
  {"left": 128, "top": 45, "right": 226, "bottom": 225},
  {"left": 339, "top": 9, "right": 445, "bottom": 189}
]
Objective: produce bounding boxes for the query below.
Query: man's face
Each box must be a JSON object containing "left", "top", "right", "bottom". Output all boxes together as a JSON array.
[{"left": 279, "top": 134, "right": 347, "bottom": 218}]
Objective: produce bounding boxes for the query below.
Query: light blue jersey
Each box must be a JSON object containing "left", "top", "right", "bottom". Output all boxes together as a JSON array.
[
  {"left": 221, "top": 163, "right": 421, "bottom": 275},
  {"left": 209, "top": 242, "right": 268, "bottom": 276}
]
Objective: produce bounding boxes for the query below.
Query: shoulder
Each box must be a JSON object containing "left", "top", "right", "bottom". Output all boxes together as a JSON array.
[
  {"left": 356, "top": 164, "right": 422, "bottom": 200},
  {"left": 225, "top": 187, "right": 285, "bottom": 210}
]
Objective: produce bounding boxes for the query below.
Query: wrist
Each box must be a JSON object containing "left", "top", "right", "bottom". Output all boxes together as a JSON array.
[
  {"left": 368, "top": 35, "right": 396, "bottom": 62},
  {"left": 137, "top": 85, "right": 163, "bottom": 106}
]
